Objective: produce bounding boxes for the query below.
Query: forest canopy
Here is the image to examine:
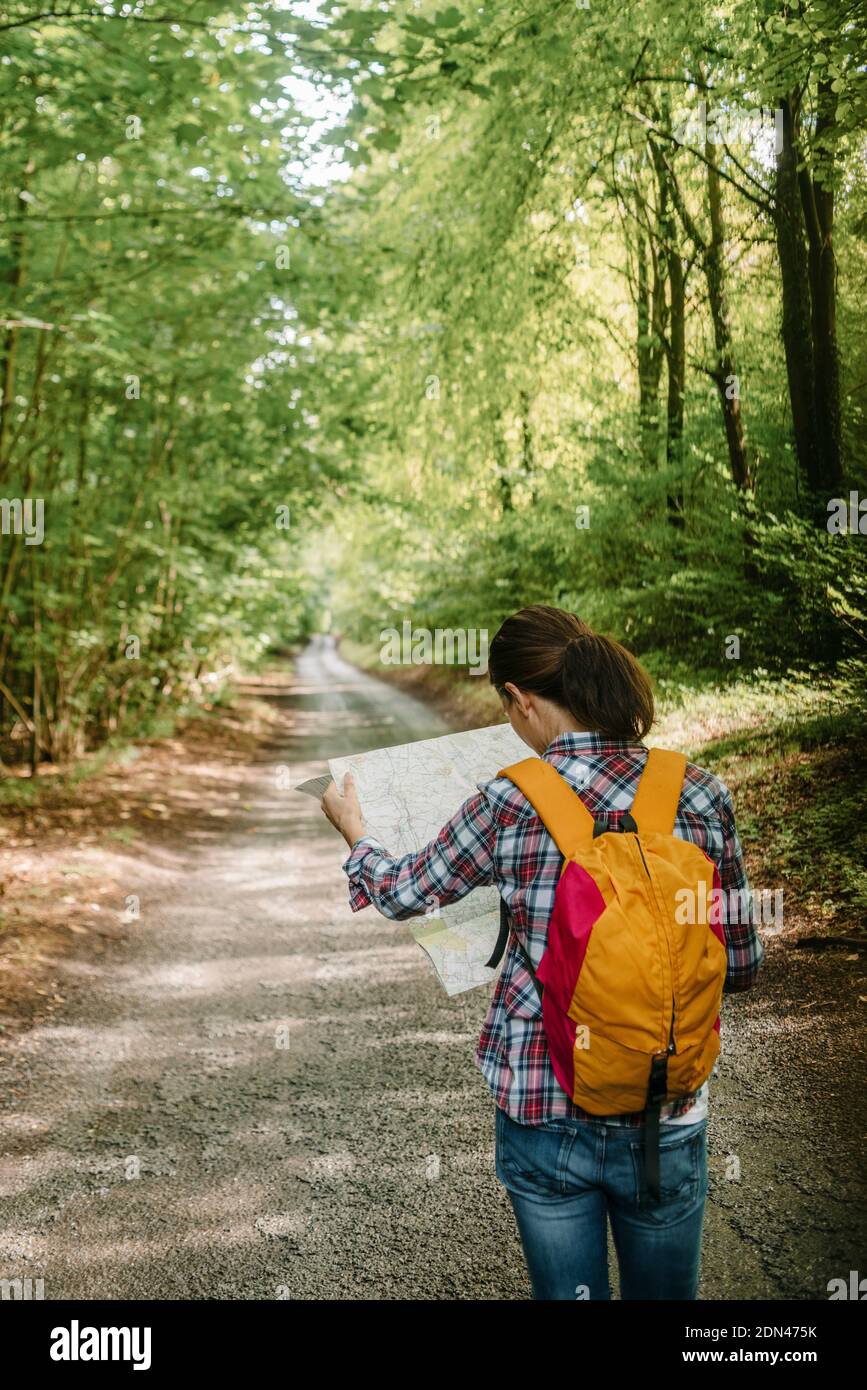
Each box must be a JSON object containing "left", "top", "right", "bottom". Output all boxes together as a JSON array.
[{"left": 1, "top": 0, "right": 865, "bottom": 767}]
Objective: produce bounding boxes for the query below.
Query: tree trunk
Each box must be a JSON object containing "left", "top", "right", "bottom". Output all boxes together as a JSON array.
[
  {"left": 705, "top": 139, "right": 752, "bottom": 492},
  {"left": 493, "top": 416, "right": 512, "bottom": 511},
  {"left": 0, "top": 161, "right": 34, "bottom": 483},
  {"left": 649, "top": 145, "right": 686, "bottom": 525},
  {"left": 775, "top": 92, "right": 823, "bottom": 494},
  {"left": 636, "top": 226, "right": 652, "bottom": 456},
  {"left": 30, "top": 555, "right": 41, "bottom": 776},
  {"left": 519, "top": 389, "right": 536, "bottom": 503},
  {"left": 798, "top": 78, "right": 843, "bottom": 493},
  {"left": 665, "top": 243, "right": 686, "bottom": 526},
  {"left": 636, "top": 220, "right": 665, "bottom": 465}
]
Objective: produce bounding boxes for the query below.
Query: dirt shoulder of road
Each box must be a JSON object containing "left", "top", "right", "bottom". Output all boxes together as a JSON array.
[
  {"left": 337, "top": 637, "right": 502, "bottom": 729},
  {"left": 0, "top": 670, "right": 296, "bottom": 1037}
]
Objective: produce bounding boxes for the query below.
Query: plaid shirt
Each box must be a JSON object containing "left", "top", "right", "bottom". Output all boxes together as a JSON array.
[{"left": 343, "top": 731, "right": 764, "bottom": 1127}]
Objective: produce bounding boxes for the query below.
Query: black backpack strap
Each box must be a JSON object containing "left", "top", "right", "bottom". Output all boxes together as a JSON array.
[
  {"left": 485, "top": 898, "right": 511, "bottom": 970},
  {"left": 644, "top": 1052, "right": 670, "bottom": 1202},
  {"left": 486, "top": 899, "right": 544, "bottom": 1002}
]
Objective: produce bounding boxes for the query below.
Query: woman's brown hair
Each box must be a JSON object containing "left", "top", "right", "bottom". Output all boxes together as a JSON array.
[{"left": 488, "top": 605, "right": 654, "bottom": 740}]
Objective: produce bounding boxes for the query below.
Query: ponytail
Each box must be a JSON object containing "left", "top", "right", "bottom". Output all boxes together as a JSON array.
[{"left": 488, "top": 605, "right": 654, "bottom": 740}]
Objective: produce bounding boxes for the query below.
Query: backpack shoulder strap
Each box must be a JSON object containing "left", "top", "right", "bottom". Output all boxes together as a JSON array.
[
  {"left": 498, "top": 757, "right": 595, "bottom": 860},
  {"left": 629, "top": 747, "right": 688, "bottom": 835}
]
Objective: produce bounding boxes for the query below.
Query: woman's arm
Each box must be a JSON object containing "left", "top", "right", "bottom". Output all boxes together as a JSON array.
[
  {"left": 717, "top": 782, "right": 765, "bottom": 992},
  {"left": 322, "top": 771, "right": 366, "bottom": 847},
  {"left": 323, "top": 774, "right": 497, "bottom": 921}
]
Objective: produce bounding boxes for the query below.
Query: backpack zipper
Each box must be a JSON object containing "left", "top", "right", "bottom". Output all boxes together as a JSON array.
[{"left": 631, "top": 830, "right": 677, "bottom": 1058}]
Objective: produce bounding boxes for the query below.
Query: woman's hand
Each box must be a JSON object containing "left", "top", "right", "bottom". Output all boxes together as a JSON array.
[{"left": 321, "top": 771, "right": 366, "bottom": 848}]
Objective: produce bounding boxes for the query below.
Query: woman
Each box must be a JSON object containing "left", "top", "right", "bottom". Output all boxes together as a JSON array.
[{"left": 322, "top": 605, "right": 763, "bottom": 1300}]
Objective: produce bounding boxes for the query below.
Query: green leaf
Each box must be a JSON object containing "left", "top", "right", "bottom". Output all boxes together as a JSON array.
[
  {"left": 370, "top": 125, "right": 401, "bottom": 151},
  {"left": 434, "top": 7, "right": 464, "bottom": 27},
  {"left": 174, "top": 123, "right": 205, "bottom": 145}
]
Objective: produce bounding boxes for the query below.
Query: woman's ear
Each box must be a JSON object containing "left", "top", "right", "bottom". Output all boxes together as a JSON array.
[{"left": 504, "top": 682, "right": 531, "bottom": 718}]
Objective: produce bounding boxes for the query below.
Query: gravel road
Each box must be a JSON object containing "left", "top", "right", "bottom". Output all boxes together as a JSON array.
[{"left": 1, "top": 636, "right": 864, "bottom": 1299}]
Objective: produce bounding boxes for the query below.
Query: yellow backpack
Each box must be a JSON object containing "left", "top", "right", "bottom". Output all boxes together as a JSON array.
[{"left": 497, "top": 748, "right": 728, "bottom": 1200}]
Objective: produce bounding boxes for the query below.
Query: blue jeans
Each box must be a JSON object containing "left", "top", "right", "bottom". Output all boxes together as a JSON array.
[{"left": 495, "top": 1105, "right": 708, "bottom": 1300}]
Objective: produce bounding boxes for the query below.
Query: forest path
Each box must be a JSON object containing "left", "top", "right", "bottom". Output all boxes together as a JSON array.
[{"left": 1, "top": 637, "right": 863, "bottom": 1299}]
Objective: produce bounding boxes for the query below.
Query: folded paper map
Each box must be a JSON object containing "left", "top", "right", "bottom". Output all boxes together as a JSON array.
[
  {"left": 328, "top": 724, "right": 530, "bottom": 995},
  {"left": 295, "top": 773, "right": 334, "bottom": 799}
]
